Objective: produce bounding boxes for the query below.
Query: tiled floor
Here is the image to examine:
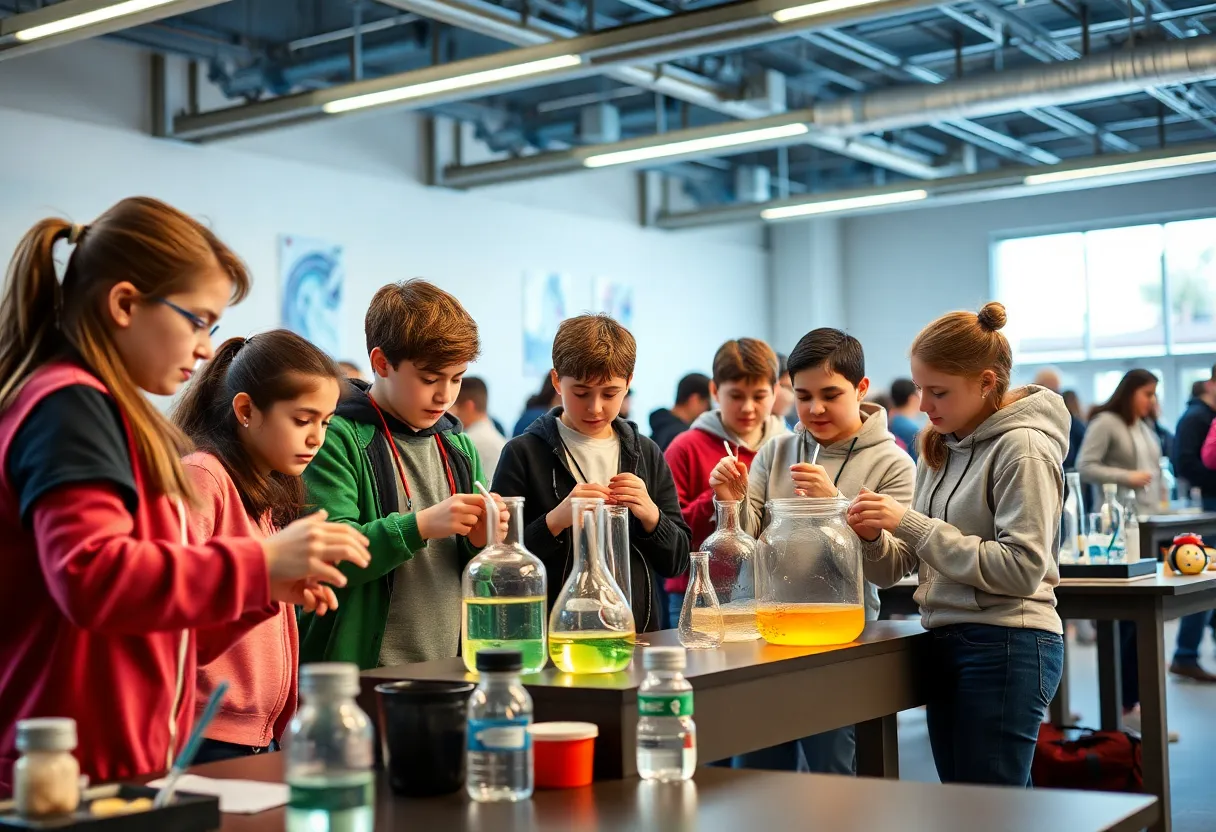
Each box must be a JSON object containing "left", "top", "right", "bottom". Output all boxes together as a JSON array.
[{"left": 897, "top": 620, "right": 1216, "bottom": 831}]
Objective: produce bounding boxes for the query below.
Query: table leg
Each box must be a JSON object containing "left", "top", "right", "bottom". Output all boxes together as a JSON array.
[
  {"left": 1049, "top": 632, "right": 1071, "bottom": 725},
  {"left": 1095, "top": 620, "right": 1123, "bottom": 731},
  {"left": 1134, "top": 603, "right": 1171, "bottom": 832},
  {"left": 855, "top": 714, "right": 899, "bottom": 779}
]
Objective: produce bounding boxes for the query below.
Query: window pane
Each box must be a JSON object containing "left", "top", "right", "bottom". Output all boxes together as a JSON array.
[
  {"left": 994, "top": 233, "right": 1087, "bottom": 362},
  {"left": 1165, "top": 218, "right": 1216, "bottom": 354},
  {"left": 1180, "top": 363, "right": 1215, "bottom": 404},
  {"left": 1085, "top": 225, "right": 1165, "bottom": 358}
]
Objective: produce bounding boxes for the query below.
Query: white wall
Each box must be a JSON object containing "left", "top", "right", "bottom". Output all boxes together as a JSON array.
[
  {"left": 768, "top": 218, "right": 844, "bottom": 358},
  {"left": 0, "top": 40, "right": 769, "bottom": 428},
  {"left": 840, "top": 174, "right": 1216, "bottom": 389}
]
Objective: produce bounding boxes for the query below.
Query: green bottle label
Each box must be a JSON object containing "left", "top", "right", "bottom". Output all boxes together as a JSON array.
[{"left": 638, "top": 692, "right": 694, "bottom": 717}]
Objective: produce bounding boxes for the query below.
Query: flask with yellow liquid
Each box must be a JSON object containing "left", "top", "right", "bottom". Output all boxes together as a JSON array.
[
  {"left": 548, "top": 498, "right": 636, "bottom": 674},
  {"left": 755, "top": 497, "right": 865, "bottom": 646}
]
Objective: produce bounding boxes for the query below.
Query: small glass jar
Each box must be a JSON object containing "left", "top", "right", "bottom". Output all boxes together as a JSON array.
[{"left": 14, "top": 717, "right": 80, "bottom": 818}]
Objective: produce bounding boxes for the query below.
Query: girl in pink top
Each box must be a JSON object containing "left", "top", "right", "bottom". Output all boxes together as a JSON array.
[{"left": 172, "top": 330, "right": 345, "bottom": 763}]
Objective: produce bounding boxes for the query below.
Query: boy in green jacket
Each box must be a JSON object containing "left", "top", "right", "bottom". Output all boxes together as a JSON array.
[{"left": 300, "top": 279, "right": 506, "bottom": 669}]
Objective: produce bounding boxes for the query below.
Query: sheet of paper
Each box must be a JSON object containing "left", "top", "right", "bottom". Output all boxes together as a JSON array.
[{"left": 148, "top": 774, "right": 289, "bottom": 814}]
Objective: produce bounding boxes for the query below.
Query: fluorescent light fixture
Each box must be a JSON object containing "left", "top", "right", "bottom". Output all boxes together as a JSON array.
[
  {"left": 583, "top": 123, "right": 810, "bottom": 168},
  {"left": 1023, "top": 150, "right": 1216, "bottom": 185},
  {"left": 772, "top": 0, "right": 891, "bottom": 24},
  {"left": 13, "top": 0, "right": 179, "bottom": 40},
  {"left": 323, "top": 54, "right": 582, "bottom": 114},
  {"left": 762, "top": 188, "right": 928, "bottom": 220}
]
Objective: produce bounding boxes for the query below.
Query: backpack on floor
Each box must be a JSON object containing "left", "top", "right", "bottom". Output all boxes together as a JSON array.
[{"left": 1032, "top": 723, "right": 1143, "bottom": 792}]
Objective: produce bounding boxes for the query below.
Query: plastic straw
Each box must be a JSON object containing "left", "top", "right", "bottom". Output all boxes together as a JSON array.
[
  {"left": 722, "top": 440, "right": 736, "bottom": 460},
  {"left": 154, "top": 681, "right": 228, "bottom": 808},
  {"left": 810, "top": 443, "right": 821, "bottom": 466},
  {"left": 475, "top": 481, "right": 500, "bottom": 546}
]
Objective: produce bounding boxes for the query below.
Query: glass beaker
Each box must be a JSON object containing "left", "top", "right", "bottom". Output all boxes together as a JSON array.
[
  {"left": 599, "top": 504, "right": 633, "bottom": 612},
  {"left": 678, "top": 552, "right": 724, "bottom": 649},
  {"left": 754, "top": 497, "right": 864, "bottom": 646},
  {"left": 700, "top": 499, "right": 759, "bottom": 641},
  {"left": 462, "top": 497, "right": 548, "bottom": 674},
  {"left": 548, "top": 498, "right": 636, "bottom": 674},
  {"left": 1060, "top": 472, "right": 1083, "bottom": 564}
]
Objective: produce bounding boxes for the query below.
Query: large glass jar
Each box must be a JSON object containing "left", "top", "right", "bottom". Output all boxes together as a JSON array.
[
  {"left": 701, "top": 499, "right": 759, "bottom": 641},
  {"left": 754, "top": 497, "right": 865, "bottom": 646},
  {"left": 461, "top": 496, "right": 548, "bottom": 674}
]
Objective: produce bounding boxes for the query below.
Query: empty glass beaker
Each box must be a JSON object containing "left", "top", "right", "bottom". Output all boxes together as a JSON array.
[
  {"left": 678, "top": 552, "right": 724, "bottom": 649},
  {"left": 700, "top": 499, "right": 759, "bottom": 641}
]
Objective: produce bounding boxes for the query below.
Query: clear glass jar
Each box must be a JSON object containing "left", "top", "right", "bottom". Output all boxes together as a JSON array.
[
  {"left": 548, "top": 497, "right": 636, "bottom": 674},
  {"left": 286, "top": 663, "right": 375, "bottom": 832},
  {"left": 677, "top": 551, "right": 724, "bottom": 649},
  {"left": 754, "top": 497, "right": 865, "bottom": 646},
  {"left": 701, "top": 499, "right": 760, "bottom": 641},
  {"left": 462, "top": 497, "right": 548, "bottom": 675},
  {"left": 599, "top": 504, "right": 633, "bottom": 612},
  {"left": 14, "top": 718, "right": 79, "bottom": 818}
]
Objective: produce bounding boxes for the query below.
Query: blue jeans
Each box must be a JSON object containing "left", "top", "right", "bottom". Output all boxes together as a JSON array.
[
  {"left": 1173, "top": 611, "right": 1213, "bottom": 666},
  {"left": 926, "top": 624, "right": 1063, "bottom": 786},
  {"left": 732, "top": 727, "right": 856, "bottom": 774},
  {"left": 667, "top": 592, "right": 683, "bottom": 631}
]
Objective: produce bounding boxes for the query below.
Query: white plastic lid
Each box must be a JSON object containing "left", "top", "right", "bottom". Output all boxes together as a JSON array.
[
  {"left": 528, "top": 722, "right": 599, "bottom": 742},
  {"left": 17, "top": 718, "right": 77, "bottom": 753},
  {"left": 643, "top": 646, "right": 686, "bottom": 671}
]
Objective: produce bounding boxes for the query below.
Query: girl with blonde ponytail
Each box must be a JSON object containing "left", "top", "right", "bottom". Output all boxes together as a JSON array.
[
  {"left": 847, "top": 302, "right": 1071, "bottom": 787},
  {"left": 0, "top": 198, "right": 370, "bottom": 793}
]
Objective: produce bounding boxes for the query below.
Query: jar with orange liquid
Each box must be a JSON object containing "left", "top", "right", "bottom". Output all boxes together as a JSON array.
[{"left": 754, "top": 497, "right": 865, "bottom": 646}]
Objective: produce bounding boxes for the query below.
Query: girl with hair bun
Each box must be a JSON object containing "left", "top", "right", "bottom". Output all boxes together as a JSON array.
[{"left": 848, "top": 302, "right": 1069, "bottom": 787}]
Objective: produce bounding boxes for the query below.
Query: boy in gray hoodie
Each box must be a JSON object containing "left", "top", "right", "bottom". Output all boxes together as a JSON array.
[{"left": 711, "top": 328, "right": 915, "bottom": 775}]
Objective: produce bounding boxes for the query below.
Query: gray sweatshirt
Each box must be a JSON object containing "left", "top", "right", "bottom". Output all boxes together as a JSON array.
[
  {"left": 1077, "top": 411, "right": 1161, "bottom": 512},
  {"left": 861, "top": 385, "right": 1068, "bottom": 635},
  {"left": 741, "top": 403, "right": 916, "bottom": 619}
]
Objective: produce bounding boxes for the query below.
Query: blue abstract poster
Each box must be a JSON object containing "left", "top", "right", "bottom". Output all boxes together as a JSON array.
[
  {"left": 279, "top": 235, "right": 343, "bottom": 357},
  {"left": 522, "top": 271, "right": 578, "bottom": 376}
]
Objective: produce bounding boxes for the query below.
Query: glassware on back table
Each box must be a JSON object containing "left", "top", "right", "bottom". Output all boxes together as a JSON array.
[
  {"left": 1159, "top": 456, "right": 1175, "bottom": 512},
  {"left": 754, "top": 497, "right": 865, "bottom": 646},
  {"left": 599, "top": 504, "right": 633, "bottom": 613},
  {"left": 462, "top": 496, "right": 548, "bottom": 675},
  {"left": 548, "top": 498, "right": 636, "bottom": 674},
  {"left": 286, "top": 663, "right": 374, "bottom": 832},
  {"left": 700, "top": 499, "right": 760, "bottom": 641},
  {"left": 1087, "top": 484, "right": 1127, "bottom": 563},
  {"left": 677, "top": 552, "right": 724, "bottom": 649},
  {"left": 1122, "top": 487, "right": 1141, "bottom": 563},
  {"left": 1060, "top": 472, "right": 1084, "bottom": 564}
]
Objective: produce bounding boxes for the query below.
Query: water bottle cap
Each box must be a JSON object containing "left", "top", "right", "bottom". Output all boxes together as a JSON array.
[
  {"left": 16, "top": 718, "right": 76, "bottom": 753},
  {"left": 642, "top": 646, "right": 686, "bottom": 671},
  {"left": 300, "top": 662, "right": 360, "bottom": 696},
  {"left": 476, "top": 648, "right": 523, "bottom": 673}
]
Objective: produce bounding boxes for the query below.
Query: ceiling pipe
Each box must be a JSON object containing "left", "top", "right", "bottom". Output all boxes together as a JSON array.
[
  {"left": 0, "top": 0, "right": 231, "bottom": 61},
  {"left": 438, "top": 34, "right": 1216, "bottom": 188},
  {"left": 653, "top": 141, "right": 1216, "bottom": 228},
  {"left": 168, "top": 0, "right": 956, "bottom": 176},
  {"left": 380, "top": 0, "right": 952, "bottom": 178}
]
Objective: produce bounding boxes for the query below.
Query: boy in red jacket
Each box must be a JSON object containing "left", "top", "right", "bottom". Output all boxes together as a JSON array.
[{"left": 662, "top": 338, "right": 788, "bottom": 627}]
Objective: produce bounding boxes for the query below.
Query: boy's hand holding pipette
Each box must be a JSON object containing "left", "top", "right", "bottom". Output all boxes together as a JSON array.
[
  {"left": 609, "top": 473, "right": 660, "bottom": 532},
  {"left": 709, "top": 455, "right": 749, "bottom": 502},
  {"left": 789, "top": 463, "right": 837, "bottom": 498}
]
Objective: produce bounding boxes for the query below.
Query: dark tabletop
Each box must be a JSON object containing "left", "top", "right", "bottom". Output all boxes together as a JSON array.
[
  {"left": 194, "top": 753, "right": 1158, "bottom": 832},
  {"left": 893, "top": 565, "right": 1216, "bottom": 596},
  {"left": 364, "top": 620, "right": 929, "bottom": 695}
]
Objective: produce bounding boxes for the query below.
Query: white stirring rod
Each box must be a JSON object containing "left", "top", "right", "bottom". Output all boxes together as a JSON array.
[
  {"left": 722, "top": 440, "right": 736, "bottom": 460},
  {"left": 810, "top": 443, "right": 821, "bottom": 466},
  {"left": 474, "top": 481, "right": 500, "bottom": 545}
]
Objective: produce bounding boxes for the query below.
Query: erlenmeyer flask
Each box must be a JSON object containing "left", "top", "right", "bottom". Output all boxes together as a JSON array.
[
  {"left": 1060, "top": 472, "right": 1083, "bottom": 564},
  {"left": 678, "top": 552, "right": 724, "bottom": 649},
  {"left": 548, "top": 498, "right": 636, "bottom": 674},
  {"left": 599, "top": 504, "right": 633, "bottom": 612},
  {"left": 461, "top": 496, "right": 548, "bottom": 674},
  {"left": 701, "top": 499, "right": 759, "bottom": 641}
]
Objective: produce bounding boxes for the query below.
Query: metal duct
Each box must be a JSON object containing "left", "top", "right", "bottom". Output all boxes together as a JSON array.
[
  {"left": 439, "top": 34, "right": 1216, "bottom": 188},
  {"left": 814, "top": 35, "right": 1216, "bottom": 135}
]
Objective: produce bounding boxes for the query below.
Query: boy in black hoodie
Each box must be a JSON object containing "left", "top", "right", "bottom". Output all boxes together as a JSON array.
[{"left": 492, "top": 315, "right": 690, "bottom": 632}]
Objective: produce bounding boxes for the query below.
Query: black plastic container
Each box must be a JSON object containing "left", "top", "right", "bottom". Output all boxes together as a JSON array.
[
  {"left": 375, "top": 680, "right": 475, "bottom": 797},
  {"left": 0, "top": 784, "right": 219, "bottom": 831}
]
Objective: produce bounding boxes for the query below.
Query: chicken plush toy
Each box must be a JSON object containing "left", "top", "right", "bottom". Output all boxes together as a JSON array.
[{"left": 1167, "top": 534, "right": 1210, "bottom": 575}]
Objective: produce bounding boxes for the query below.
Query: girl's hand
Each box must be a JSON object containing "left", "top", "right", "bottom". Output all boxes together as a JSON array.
[
  {"left": 263, "top": 510, "right": 371, "bottom": 588},
  {"left": 709, "top": 456, "right": 749, "bottom": 502},
  {"left": 789, "top": 463, "right": 837, "bottom": 498},
  {"left": 1128, "top": 470, "right": 1154, "bottom": 488},
  {"left": 848, "top": 488, "right": 907, "bottom": 541}
]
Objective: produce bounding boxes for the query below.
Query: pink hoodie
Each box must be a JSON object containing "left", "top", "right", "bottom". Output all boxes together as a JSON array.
[
  {"left": 1203, "top": 419, "right": 1216, "bottom": 471},
  {"left": 184, "top": 452, "right": 298, "bottom": 748}
]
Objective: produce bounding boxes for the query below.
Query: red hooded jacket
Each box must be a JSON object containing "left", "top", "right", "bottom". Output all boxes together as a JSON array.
[{"left": 0, "top": 362, "right": 273, "bottom": 794}]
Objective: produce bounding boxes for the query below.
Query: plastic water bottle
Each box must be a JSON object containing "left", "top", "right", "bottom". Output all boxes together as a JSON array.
[
  {"left": 467, "top": 649, "right": 533, "bottom": 802},
  {"left": 636, "top": 646, "right": 696, "bottom": 782},
  {"left": 286, "top": 663, "right": 374, "bottom": 832}
]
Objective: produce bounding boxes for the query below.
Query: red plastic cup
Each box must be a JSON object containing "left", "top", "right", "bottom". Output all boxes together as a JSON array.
[{"left": 530, "top": 722, "right": 599, "bottom": 789}]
